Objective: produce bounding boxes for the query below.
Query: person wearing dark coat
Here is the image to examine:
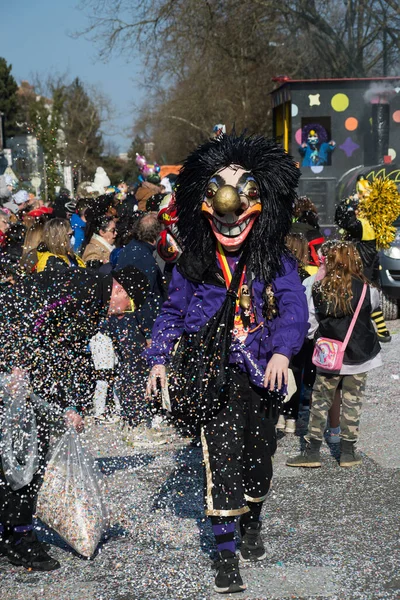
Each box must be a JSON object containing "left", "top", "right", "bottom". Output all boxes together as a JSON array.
[
  {"left": 52, "top": 189, "right": 76, "bottom": 219},
  {"left": 286, "top": 241, "right": 381, "bottom": 470},
  {"left": 0, "top": 266, "right": 149, "bottom": 572},
  {"left": 335, "top": 196, "right": 391, "bottom": 342},
  {"left": 0, "top": 221, "right": 25, "bottom": 283},
  {"left": 291, "top": 196, "right": 324, "bottom": 272},
  {"left": 115, "top": 213, "right": 166, "bottom": 341},
  {"left": 146, "top": 133, "right": 308, "bottom": 593},
  {"left": 115, "top": 191, "right": 138, "bottom": 220}
]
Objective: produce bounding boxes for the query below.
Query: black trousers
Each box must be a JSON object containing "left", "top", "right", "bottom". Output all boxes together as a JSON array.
[
  {"left": 283, "top": 339, "right": 316, "bottom": 419},
  {"left": 201, "top": 369, "right": 277, "bottom": 517},
  {"left": 0, "top": 412, "right": 50, "bottom": 534}
]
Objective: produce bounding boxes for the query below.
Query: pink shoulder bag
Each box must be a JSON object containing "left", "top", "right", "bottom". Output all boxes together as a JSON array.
[{"left": 312, "top": 283, "right": 367, "bottom": 371}]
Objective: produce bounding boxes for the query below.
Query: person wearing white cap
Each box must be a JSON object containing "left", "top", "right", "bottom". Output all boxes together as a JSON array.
[
  {"left": 3, "top": 190, "right": 30, "bottom": 215},
  {"left": 93, "top": 167, "right": 111, "bottom": 195}
]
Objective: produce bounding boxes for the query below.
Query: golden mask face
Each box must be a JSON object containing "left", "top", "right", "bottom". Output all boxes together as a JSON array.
[{"left": 201, "top": 165, "right": 261, "bottom": 251}]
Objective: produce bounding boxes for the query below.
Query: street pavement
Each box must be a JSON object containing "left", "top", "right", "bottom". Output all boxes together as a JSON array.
[{"left": 1, "top": 326, "right": 399, "bottom": 600}]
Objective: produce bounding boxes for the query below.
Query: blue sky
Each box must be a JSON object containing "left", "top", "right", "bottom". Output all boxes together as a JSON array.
[{"left": 0, "top": 0, "right": 145, "bottom": 152}]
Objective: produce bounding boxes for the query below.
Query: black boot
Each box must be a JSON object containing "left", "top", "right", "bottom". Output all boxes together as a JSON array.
[
  {"left": 286, "top": 438, "right": 322, "bottom": 467},
  {"left": 340, "top": 439, "right": 362, "bottom": 467},
  {"left": 1, "top": 530, "right": 60, "bottom": 571},
  {"left": 239, "top": 521, "right": 267, "bottom": 562},
  {"left": 214, "top": 550, "right": 246, "bottom": 594},
  {"left": 377, "top": 331, "right": 391, "bottom": 343}
]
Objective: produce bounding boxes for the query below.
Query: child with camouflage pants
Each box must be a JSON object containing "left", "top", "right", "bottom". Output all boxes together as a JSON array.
[{"left": 287, "top": 241, "right": 382, "bottom": 468}]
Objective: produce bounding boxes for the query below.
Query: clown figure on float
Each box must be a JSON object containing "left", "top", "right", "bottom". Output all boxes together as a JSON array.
[{"left": 299, "top": 123, "right": 336, "bottom": 167}]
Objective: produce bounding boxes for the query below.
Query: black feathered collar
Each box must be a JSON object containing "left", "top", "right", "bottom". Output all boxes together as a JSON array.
[{"left": 177, "top": 250, "right": 226, "bottom": 287}]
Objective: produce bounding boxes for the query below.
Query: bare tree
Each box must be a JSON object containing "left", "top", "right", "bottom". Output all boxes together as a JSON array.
[
  {"left": 76, "top": 0, "right": 400, "bottom": 77},
  {"left": 74, "top": 0, "right": 400, "bottom": 160},
  {"left": 255, "top": 0, "right": 400, "bottom": 77}
]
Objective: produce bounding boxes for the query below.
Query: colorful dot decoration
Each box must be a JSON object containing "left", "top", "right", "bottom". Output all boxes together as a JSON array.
[
  {"left": 309, "top": 94, "right": 320, "bottom": 107},
  {"left": 388, "top": 148, "right": 397, "bottom": 160},
  {"left": 311, "top": 166, "right": 324, "bottom": 174},
  {"left": 339, "top": 137, "right": 360, "bottom": 157},
  {"left": 345, "top": 117, "right": 358, "bottom": 131},
  {"left": 291, "top": 104, "right": 298, "bottom": 117},
  {"left": 331, "top": 93, "right": 349, "bottom": 112},
  {"left": 295, "top": 128, "right": 302, "bottom": 145},
  {"left": 392, "top": 110, "right": 400, "bottom": 123}
]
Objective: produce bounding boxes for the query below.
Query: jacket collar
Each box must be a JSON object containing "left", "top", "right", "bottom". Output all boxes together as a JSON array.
[
  {"left": 128, "top": 239, "right": 155, "bottom": 254},
  {"left": 93, "top": 234, "right": 115, "bottom": 253}
]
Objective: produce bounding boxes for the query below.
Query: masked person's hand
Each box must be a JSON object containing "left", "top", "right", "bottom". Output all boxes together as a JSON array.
[{"left": 263, "top": 353, "right": 289, "bottom": 392}]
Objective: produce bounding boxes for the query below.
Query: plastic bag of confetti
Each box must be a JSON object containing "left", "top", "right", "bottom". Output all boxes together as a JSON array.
[
  {"left": 36, "top": 427, "right": 109, "bottom": 557},
  {"left": 0, "top": 372, "right": 39, "bottom": 491}
]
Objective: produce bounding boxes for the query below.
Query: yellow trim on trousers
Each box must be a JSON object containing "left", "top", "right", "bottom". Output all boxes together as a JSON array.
[
  {"left": 205, "top": 506, "right": 250, "bottom": 517},
  {"left": 201, "top": 428, "right": 251, "bottom": 517},
  {"left": 201, "top": 428, "right": 214, "bottom": 514},
  {"left": 244, "top": 493, "right": 268, "bottom": 503}
]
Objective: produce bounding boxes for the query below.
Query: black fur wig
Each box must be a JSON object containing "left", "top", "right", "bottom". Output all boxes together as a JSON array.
[{"left": 175, "top": 132, "right": 300, "bottom": 283}]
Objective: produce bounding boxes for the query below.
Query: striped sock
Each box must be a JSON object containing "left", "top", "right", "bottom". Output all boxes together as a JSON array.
[
  {"left": 13, "top": 524, "right": 33, "bottom": 543},
  {"left": 14, "top": 524, "right": 34, "bottom": 534},
  {"left": 371, "top": 309, "right": 389, "bottom": 335},
  {"left": 211, "top": 517, "right": 236, "bottom": 554}
]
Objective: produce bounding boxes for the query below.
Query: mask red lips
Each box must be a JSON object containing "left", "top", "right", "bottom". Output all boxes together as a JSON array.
[
  {"left": 201, "top": 166, "right": 262, "bottom": 250},
  {"left": 202, "top": 202, "right": 261, "bottom": 249}
]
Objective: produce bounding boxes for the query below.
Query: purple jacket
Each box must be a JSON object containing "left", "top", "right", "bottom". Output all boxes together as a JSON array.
[{"left": 146, "top": 256, "right": 309, "bottom": 387}]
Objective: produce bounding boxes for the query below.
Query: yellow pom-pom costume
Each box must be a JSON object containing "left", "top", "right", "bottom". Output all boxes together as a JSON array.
[{"left": 358, "top": 178, "right": 400, "bottom": 250}]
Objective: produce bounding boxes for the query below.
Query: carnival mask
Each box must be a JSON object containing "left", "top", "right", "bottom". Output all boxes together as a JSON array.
[
  {"left": 156, "top": 193, "right": 182, "bottom": 262},
  {"left": 201, "top": 165, "right": 262, "bottom": 251},
  {"left": 307, "top": 131, "right": 319, "bottom": 146}
]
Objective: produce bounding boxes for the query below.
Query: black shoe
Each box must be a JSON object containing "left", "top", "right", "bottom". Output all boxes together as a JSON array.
[
  {"left": 286, "top": 439, "right": 322, "bottom": 467},
  {"left": 377, "top": 331, "right": 391, "bottom": 343},
  {"left": 239, "top": 521, "right": 267, "bottom": 562},
  {"left": 214, "top": 550, "right": 246, "bottom": 594},
  {"left": 0, "top": 530, "right": 60, "bottom": 571},
  {"left": 340, "top": 440, "right": 362, "bottom": 468}
]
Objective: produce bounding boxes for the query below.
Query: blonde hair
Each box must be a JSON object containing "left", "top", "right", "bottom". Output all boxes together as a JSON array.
[
  {"left": 316, "top": 241, "right": 366, "bottom": 315},
  {"left": 21, "top": 222, "right": 45, "bottom": 259},
  {"left": 42, "top": 218, "right": 72, "bottom": 256},
  {"left": 285, "top": 233, "right": 309, "bottom": 266}
]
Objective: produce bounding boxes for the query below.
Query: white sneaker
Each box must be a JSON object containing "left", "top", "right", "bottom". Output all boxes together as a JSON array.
[
  {"left": 284, "top": 419, "right": 296, "bottom": 434},
  {"left": 94, "top": 413, "right": 121, "bottom": 424},
  {"left": 276, "top": 415, "right": 286, "bottom": 431},
  {"left": 153, "top": 421, "right": 180, "bottom": 438},
  {"left": 124, "top": 425, "right": 168, "bottom": 447}
]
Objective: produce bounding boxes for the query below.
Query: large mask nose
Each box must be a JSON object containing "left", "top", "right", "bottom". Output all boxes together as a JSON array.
[{"left": 213, "top": 185, "right": 241, "bottom": 214}]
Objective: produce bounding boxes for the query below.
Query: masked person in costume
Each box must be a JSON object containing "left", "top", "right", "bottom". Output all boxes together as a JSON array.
[
  {"left": 335, "top": 175, "right": 400, "bottom": 342},
  {"left": 155, "top": 193, "right": 183, "bottom": 286},
  {"left": 146, "top": 133, "right": 308, "bottom": 594},
  {"left": 299, "top": 123, "right": 335, "bottom": 167}
]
